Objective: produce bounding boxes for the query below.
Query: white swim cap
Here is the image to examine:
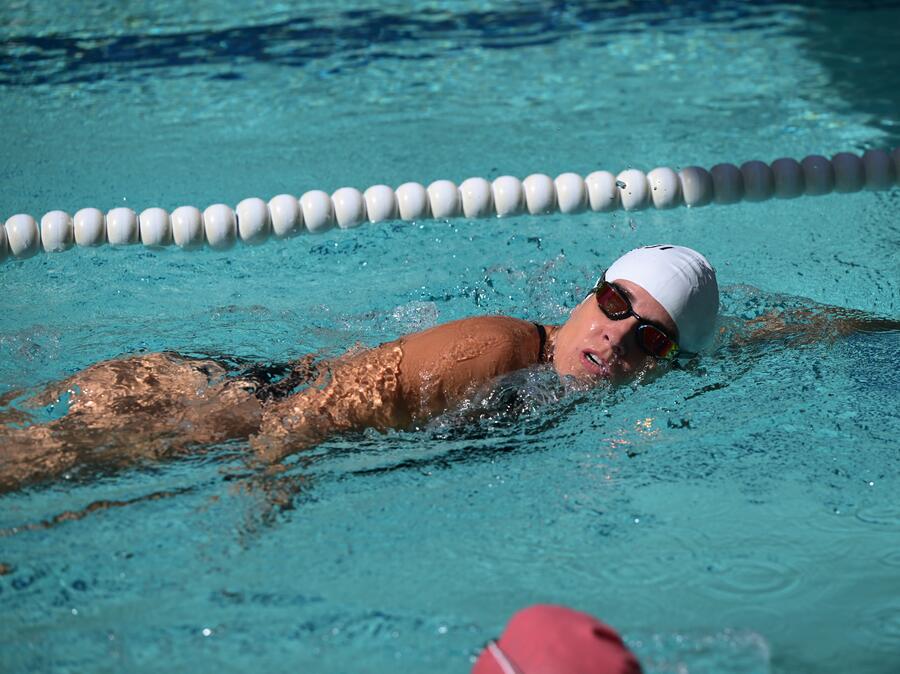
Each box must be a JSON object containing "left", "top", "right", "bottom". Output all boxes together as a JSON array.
[{"left": 603, "top": 244, "right": 719, "bottom": 353}]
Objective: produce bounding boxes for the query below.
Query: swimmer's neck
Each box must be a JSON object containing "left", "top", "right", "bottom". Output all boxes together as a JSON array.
[{"left": 542, "top": 324, "right": 561, "bottom": 364}]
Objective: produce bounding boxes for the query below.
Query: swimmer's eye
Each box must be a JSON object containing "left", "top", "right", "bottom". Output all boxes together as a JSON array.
[{"left": 592, "top": 280, "right": 681, "bottom": 360}]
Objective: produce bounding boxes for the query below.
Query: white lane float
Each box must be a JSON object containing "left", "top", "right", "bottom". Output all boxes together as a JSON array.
[{"left": 1, "top": 148, "right": 898, "bottom": 263}]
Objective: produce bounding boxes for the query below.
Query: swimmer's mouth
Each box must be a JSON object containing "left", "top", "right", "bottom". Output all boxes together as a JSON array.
[{"left": 580, "top": 350, "right": 610, "bottom": 377}]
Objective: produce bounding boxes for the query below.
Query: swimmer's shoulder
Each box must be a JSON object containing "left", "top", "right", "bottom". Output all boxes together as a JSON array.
[
  {"left": 398, "top": 315, "right": 545, "bottom": 362},
  {"left": 391, "top": 316, "right": 550, "bottom": 411}
]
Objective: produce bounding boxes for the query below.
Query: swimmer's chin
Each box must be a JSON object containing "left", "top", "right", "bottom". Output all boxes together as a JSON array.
[
  {"left": 551, "top": 364, "right": 604, "bottom": 388},
  {"left": 553, "top": 360, "right": 659, "bottom": 389},
  {"left": 555, "top": 370, "right": 612, "bottom": 393}
]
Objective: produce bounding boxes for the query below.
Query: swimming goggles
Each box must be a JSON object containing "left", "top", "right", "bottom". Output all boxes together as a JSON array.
[{"left": 592, "top": 277, "right": 680, "bottom": 360}]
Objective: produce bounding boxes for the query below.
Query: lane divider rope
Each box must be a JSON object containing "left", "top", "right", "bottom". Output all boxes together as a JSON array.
[{"left": 2, "top": 148, "right": 898, "bottom": 262}]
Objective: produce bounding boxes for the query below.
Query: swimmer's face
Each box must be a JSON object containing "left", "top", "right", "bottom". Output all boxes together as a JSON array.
[{"left": 552, "top": 279, "right": 678, "bottom": 384}]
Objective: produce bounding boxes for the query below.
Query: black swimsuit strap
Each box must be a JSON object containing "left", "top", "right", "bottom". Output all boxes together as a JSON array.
[
  {"left": 533, "top": 322, "right": 548, "bottom": 363},
  {"left": 243, "top": 361, "right": 319, "bottom": 403}
]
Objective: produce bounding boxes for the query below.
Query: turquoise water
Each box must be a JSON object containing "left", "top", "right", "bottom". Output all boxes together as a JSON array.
[{"left": 1, "top": 2, "right": 899, "bottom": 672}]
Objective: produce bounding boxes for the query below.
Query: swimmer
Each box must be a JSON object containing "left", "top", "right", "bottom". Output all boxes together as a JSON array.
[{"left": 0, "top": 244, "right": 896, "bottom": 493}]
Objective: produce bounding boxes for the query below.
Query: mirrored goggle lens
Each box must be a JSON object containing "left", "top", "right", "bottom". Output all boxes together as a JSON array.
[
  {"left": 595, "top": 282, "right": 630, "bottom": 317},
  {"left": 638, "top": 324, "right": 679, "bottom": 360}
]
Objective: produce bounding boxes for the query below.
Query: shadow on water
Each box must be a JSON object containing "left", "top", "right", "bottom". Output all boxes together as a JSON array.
[
  {"left": 2, "top": 1, "right": 896, "bottom": 148},
  {"left": 0, "top": 1, "right": 847, "bottom": 84},
  {"left": 798, "top": 2, "right": 900, "bottom": 147}
]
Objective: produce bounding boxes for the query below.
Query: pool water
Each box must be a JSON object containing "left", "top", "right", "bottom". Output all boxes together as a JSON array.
[{"left": 1, "top": 2, "right": 899, "bottom": 672}]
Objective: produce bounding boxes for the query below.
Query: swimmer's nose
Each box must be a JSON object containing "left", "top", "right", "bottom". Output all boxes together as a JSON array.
[{"left": 602, "top": 317, "right": 636, "bottom": 358}]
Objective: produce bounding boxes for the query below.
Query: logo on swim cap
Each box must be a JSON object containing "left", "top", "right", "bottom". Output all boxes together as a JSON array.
[{"left": 603, "top": 244, "right": 719, "bottom": 353}]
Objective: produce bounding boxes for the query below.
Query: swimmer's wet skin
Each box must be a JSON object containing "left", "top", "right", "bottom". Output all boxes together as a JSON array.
[
  {"left": 252, "top": 245, "right": 718, "bottom": 460},
  {"left": 1, "top": 244, "right": 897, "bottom": 492}
]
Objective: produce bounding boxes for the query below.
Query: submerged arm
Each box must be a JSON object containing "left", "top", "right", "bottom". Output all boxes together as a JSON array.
[
  {"left": 736, "top": 304, "right": 900, "bottom": 346},
  {"left": 251, "top": 341, "right": 408, "bottom": 461},
  {"left": 252, "top": 316, "right": 544, "bottom": 462}
]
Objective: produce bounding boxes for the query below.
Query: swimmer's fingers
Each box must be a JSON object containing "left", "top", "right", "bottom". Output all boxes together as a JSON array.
[
  {"left": 253, "top": 397, "right": 336, "bottom": 463},
  {"left": 248, "top": 433, "right": 284, "bottom": 464},
  {"left": 748, "top": 306, "right": 900, "bottom": 346},
  {"left": 248, "top": 429, "right": 319, "bottom": 466},
  {"left": 818, "top": 308, "right": 900, "bottom": 336},
  {"left": 738, "top": 310, "right": 854, "bottom": 345}
]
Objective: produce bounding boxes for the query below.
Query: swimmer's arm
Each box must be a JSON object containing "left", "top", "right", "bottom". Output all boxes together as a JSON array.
[
  {"left": 251, "top": 342, "right": 408, "bottom": 461},
  {"left": 252, "top": 316, "right": 545, "bottom": 461},
  {"left": 396, "top": 315, "right": 547, "bottom": 419},
  {"left": 737, "top": 306, "right": 900, "bottom": 345}
]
